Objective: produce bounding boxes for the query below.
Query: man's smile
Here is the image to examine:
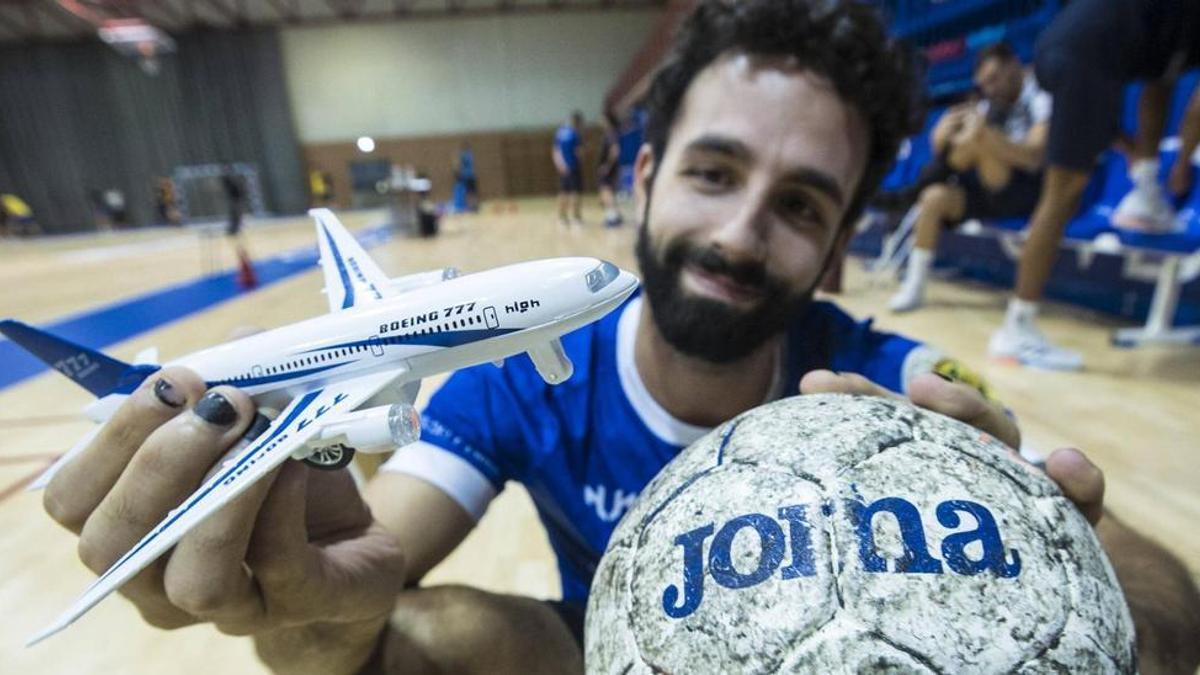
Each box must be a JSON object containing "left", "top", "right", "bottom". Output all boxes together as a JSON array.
[{"left": 681, "top": 263, "right": 766, "bottom": 306}]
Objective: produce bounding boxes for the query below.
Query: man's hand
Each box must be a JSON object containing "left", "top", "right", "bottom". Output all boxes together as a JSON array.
[
  {"left": 43, "top": 367, "right": 406, "bottom": 674},
  {"left": 798, "top": 370, "right": 1105, "bottom": 524},
  {"left": 800, "top": 370, "right": 1019, "bottom": 449}
]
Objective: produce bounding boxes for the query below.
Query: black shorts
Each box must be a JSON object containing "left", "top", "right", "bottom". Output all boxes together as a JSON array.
[
  {"left": 226, "top": 206, "right": 243, "bottom": 236},
  {"left": 460, "top": 176, "right": 477, "bottom": 193},
  {"left": 1034, "top": 46, "right": 1126, "bottom": 172},
  {"left": 560, "top": 167, "right": 583, "bottom": 193},
  {"left": 598, "top": 163, "right": 619, "bottom": 190},
  {"left": 1034, "top": 0, "right": 1200, "bottom": 171},
  {"left": 546, "top": 599, "right": 585, "bottom": 650},
  {"left": 954, "top": 169, "right": 1043, "bottom": 222}
]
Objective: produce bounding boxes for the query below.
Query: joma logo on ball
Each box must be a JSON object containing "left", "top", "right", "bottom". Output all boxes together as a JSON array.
[{"left": 662, "top": 497, "right": 1021, "bottom": 619}]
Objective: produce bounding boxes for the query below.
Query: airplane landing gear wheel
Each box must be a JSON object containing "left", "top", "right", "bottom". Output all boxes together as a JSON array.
[{"left": 303, "top": 444, "right": 355, "bottom": 470}]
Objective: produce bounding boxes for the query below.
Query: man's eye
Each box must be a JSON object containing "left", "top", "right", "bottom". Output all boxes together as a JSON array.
[
  {"left": 778, "top": 193, "right": 821, "bottom": 223},
  {"left": 683, "top": 167, "right": 733, "bottom": 188}
]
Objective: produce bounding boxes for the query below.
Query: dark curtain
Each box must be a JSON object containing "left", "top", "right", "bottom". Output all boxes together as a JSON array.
[{"left": 0, "top": 29, "right": 306, "bottom": 233}]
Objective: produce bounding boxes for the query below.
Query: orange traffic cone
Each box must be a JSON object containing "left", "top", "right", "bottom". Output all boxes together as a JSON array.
[{"left": 236, "top": 245, "right": 258, "bottom": 289}]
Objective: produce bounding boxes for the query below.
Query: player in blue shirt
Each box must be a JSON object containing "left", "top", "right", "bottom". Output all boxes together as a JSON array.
[
  {"left": 389, "top": 291, "right": 946, "bottom": 605},
  {"left": 455, "top": 142, "right": 478, "bottom": 212},
  {"left": 46, "top": 1, "right": 1200, "bottom": 673},
  {"left": 554, "top": 110, "right": 585, "bottom": 226}
]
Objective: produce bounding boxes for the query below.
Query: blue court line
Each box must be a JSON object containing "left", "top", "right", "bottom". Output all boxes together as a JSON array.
[{"left": 0, "top": 223, "right": 393, "bottom": 392}]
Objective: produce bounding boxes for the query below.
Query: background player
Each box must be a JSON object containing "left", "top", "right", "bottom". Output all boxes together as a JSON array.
[
  {"left": 989, "top": 0, "right": 1200, "bottom": 369},
  {"left": 554, "top": 110, "right": 585, "bottom": 226},
  {"left": 890, "top": 42, "right": 1050, "bottom": 313},
  {"left": 597, "top": 111, "right": 623, "bottom": 227}
]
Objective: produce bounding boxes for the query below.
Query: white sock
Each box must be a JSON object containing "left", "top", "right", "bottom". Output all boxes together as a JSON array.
[
  {"left": 1129, "top": 159, "right": 1160, "bottom": 190},
  {"left": 1005, "top": 298, "right": 1038, "bottom": 331},
  {"left": 903, "top": 248, "right": 933, "bottom": 289}
]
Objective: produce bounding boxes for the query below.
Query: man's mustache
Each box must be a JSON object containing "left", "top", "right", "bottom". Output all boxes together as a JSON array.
[{"left": 683, "top": 245, "right": 769, "bottom": 291}]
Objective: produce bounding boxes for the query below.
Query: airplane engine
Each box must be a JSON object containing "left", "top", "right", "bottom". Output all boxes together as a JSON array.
[
  {"left": 301, "top": 402, "right": 421, "bottom": 470},
  {"left": 527, "top": 337, "right": 574, "bottom": 385}
]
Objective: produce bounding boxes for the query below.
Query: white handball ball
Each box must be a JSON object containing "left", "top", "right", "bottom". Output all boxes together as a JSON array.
[{"left": 585, "top": 394, "right": 1135, "bottom": 674}]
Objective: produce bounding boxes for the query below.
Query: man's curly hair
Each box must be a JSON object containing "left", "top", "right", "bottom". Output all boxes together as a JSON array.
[{"left": 642, "top": 0, "right": 924, "bottom": 227}]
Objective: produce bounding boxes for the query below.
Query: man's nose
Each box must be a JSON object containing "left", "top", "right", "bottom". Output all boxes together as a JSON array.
[{"left": 711, "top": 189, "right": 770, "bottom": 259}]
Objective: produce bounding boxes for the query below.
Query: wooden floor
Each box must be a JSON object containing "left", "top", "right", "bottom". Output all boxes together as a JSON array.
[{"left": 1, "top": 198, "right": 1197, "bottom": 673}]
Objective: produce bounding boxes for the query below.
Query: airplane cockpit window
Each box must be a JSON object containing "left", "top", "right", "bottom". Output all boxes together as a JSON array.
[{"left": 586, "top": 260, "right": 620, "bottom": 293}]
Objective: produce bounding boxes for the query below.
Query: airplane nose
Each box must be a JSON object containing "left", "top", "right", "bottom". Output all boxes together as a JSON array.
[{"left": 585, "top": 260, "right": 621, "bottom": 293}]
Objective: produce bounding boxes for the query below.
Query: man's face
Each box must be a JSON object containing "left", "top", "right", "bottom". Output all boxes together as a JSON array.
[
  {"left": 634, "top": 54, "right": 868, "bottom": 363},
  {"left": 974, "top": 57, "right": 1022, "bottom": 107}
]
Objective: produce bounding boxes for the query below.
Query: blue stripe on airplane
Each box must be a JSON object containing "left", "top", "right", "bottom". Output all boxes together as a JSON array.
[
  {"left": 206, "top": 362, "right": 346, "bottom": 389},
  {"left": 114, "top": 364, "right": 164, "bottom": 395},
  {"left": 94, "top": 389, "right": 323, "bottom": 586},
  {"left": 321, "top": 224, "right": 355, "bottom": 310}
]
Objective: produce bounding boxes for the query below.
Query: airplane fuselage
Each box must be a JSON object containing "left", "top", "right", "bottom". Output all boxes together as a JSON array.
[{"left": 170, "top": 257, "right": 635, "bottom": 403}]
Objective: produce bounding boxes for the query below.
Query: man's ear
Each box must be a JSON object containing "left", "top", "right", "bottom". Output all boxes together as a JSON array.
[{"left": 633, "top": 144, "right": 657, "bottom": 213}]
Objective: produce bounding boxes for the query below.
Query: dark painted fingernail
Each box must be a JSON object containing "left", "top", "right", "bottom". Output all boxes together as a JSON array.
[
  {"left": 241, "top": 412, "right": 271, "bottom": 443},
  {"left": 154, "top": 378, "right": 185, "bottom": 408},
  {"left": 194, "top": 392, "right": 238, "bottom": 427},
  {"left": 934, "top": 372, "right": 954, "bottom": 383}
]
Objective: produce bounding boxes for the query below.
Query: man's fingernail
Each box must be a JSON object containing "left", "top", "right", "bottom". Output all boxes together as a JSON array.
[
  {"left": 934, "top": 372, "right": 954, "bottom": 383},
  {"left": 154, "top": 378, "right": 185, "bottom": 408},
  {"left": 241, "top": 412, "right": 272, "bottom": 444},
  {"left": 194, "top": 392, "right": 238, "bottom": 427}
]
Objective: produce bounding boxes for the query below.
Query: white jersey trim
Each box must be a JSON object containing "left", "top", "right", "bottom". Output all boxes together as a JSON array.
[
  {"left": 899, "top": 344, "right": 944, "bottom": 396},
  {"left": 616, "top": 297, "right": 714, "bottom": 447},
  {"left": 379, "top": 440, "right": 498, "bottom": 521}
]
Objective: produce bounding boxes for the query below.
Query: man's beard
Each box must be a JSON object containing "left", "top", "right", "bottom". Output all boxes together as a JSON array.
[{"left": 635, "top": 223, "right": 816, "bottom": 364}]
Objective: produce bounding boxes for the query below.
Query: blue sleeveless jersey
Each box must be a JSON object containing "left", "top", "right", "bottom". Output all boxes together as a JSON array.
[
  {"left": 404, "top": 293, "right": 929, "bottom": 604},
  {"left": 554, "top": 125, "right": 581, "bottom": 170}
]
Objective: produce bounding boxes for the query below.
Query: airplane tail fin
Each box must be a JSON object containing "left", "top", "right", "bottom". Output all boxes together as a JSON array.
[
  {"left": 310, "top": 208, "right": 394, "bottom": 312},
  {"left": 0, "top": 320, "right": 158, "bottom": 398}
]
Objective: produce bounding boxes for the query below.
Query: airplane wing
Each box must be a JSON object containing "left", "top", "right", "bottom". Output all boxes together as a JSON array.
[
  {"left": 27, "top": 368, "right": 403, "bottom": 646},
  {"left": 310, "top": 208, "right": 397, "bottom": 313}
]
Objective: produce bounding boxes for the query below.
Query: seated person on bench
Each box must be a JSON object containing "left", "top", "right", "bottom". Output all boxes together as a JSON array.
[{"left": 891, "top": 42, "right": 1049, "bottom": 313}]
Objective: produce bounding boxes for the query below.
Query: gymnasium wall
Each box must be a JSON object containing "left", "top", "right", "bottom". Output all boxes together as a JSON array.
[
  {"left": 0, "top": 30, "right": 308, "bottom": 234},
  {"left": 280, "top": 10, "right": 659, "bottom": 142},
  {"left": 301, "top": 126, "right": 610, "bottom": 205},
  {"left": 281, "top": 9, "right": 659, "bottom": 203}
]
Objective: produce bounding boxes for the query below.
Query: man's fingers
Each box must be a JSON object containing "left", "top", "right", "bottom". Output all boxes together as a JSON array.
[
  {"left": 245, "top": 463, "right": 406, "bottom": 627},
  {"left": 76, "top": 388, "right": 255, "bottom": 614},
  {"left": 162, "top": 414, "right": 278, "bottom": 625},
  {"left": 246, "top": 461, "right": 317, "bottom": 595},
  {"left": 799, "top": 369, "right": 902, "bottom": 400},
  {"left": 1045, "top": 448, "right": 1105, "bottom": 525},
  {"left": 307, "top": 525, "right": 408, "bottom": 624},
  {"left": 906, "top": 373, "right": 1021, "bottom": 449},
  {"left": 304, "top": 468, "right": 375, "bottom": 541},
  {"left": 44, "top": 367, "right": 206, "bottom": 534},
  {"left": 801, "top": 370, "right": 1021, "bottom": 450}
]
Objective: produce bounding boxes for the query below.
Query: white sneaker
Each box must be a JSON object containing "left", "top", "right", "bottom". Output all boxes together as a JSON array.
[
  {"left": 988, "top": 324, "right": 1083, "bottom": 371},
  {"left": 888, "top": 283, "right": 924, "bottom": 313},
  {"left": 1112, "top": 185, "right": 1177, "bottom": 233}
]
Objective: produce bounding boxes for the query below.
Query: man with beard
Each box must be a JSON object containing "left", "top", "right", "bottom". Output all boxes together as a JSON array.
[{"left": 42, "top": 1, "right": 1200, "bottom": 674}]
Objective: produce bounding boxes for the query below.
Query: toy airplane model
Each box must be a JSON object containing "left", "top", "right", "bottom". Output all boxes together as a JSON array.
[{"left": 1, "top": 208, "right": 639, "bottom": 645}]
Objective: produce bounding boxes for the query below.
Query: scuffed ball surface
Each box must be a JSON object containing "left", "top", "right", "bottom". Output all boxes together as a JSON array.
[{"left": 585, "top": 394, "right": 1136, "bottom": 674}]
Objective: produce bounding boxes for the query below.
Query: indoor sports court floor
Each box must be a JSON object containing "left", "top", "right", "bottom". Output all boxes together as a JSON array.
[{"left": 1, "top": 200, "right": 1197, "bottom": 673}]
